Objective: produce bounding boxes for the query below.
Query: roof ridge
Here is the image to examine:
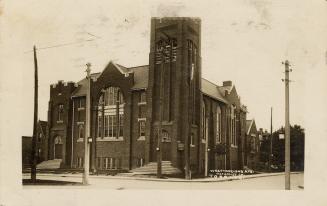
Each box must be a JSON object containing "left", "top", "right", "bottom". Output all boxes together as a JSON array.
[
  {"left": 128, "top": 64, "right": 149, "bottom": 69},
  {"left": 202, "top": 78, "right": 221, "bottom": 87}
]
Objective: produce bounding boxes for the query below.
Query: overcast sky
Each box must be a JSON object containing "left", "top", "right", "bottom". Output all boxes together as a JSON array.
[{"left": 1, "top": 0, "right": 326, "bottom": 136}]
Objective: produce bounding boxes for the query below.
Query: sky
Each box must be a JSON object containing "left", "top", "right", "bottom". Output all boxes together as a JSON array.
[
  {"left": 1, "top": 0, "right": 327, "bottom": 203},
  {"left": 1, "top": 0, "right": 326, "bottom": 136}
]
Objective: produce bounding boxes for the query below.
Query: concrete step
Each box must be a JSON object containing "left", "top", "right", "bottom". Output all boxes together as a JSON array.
[
  {"left": 130, "top": 161, "right": 182, "bottom": 175},
  {"left": 37, "top": 159, "right": 62, "bottom": 169}
]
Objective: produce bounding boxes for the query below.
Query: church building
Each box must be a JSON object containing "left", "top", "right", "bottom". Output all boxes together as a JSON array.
[{"left": 44, "top": 17, "right": 255, "bottom": 176}]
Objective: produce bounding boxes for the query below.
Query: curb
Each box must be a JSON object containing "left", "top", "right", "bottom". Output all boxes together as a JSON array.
[{"left": 24, "top": 172, "right": 302, "bottom": 183}]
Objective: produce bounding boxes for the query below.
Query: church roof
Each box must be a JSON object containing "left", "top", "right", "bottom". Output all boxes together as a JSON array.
[
  {"left": 71, "top": 73, "right": 101, "bottom": 97},
  {"left": 201, "top": 79, "right": 228, "bottom": 103},
  {"left": 129, "top": 65, "right": 149, "bottom": 90},
  {"left": 71, "top": 62, "right": 233, "bottom": 105}
]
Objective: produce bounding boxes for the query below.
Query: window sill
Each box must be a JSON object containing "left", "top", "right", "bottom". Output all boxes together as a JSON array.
[
  {"left": 231, "top": 145, "right": 238, "bottom": 148},
  {"left": 77, "top": 107, "right": 85, "bottom": 111},
  {"left": 138, "top": 118, "right": 146, "bottom": 121},
  {"left": 201, "top": 139, "right": 206, "bottom": 144},
  {"left": 190, "top": 144, "right": 195, "bottom": 148},
  {"left": 77, "top": 138, "right": 83, "bottom": 142},
  {"left": 96, "top": 137, "right": 124, "bottom": 142},
  {"left": 77, "top": 121, "right": 84, "bottom": 125},
  {"left": 56, "top": 120, "right": 64, "bottom": 124},
  {"left": 137, "top": 136, "right": 145, "bottom": 141},
  {"left": 138, "top": 102, "right": 147, "bottom": 106}
]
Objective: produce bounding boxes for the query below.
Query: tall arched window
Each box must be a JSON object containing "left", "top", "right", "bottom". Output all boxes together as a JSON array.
[
  {"left": 78, "top": 124, "right": 84, "bottom": 139},
  {"left": 187, "top": 39, "right": 197, "bottom": 124},
  {"left": 202, "top": 100, "right": 208, "bottom": 141},
  {"left": 216, "top": 105, "right": 222, "bottom": 143},
  {"left": 97, "top": 87, "right": 125, "bottom": 139},
  {"left": 230, "top": 105, "right": 237, "bottom": 146},
  {"left": 57, "top": 104, "right": 64, "bottom": 122}
]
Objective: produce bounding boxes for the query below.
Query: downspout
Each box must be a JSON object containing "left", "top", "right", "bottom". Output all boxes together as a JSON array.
[
  {"left": 224, "top": 107, "right": 227, "bottom": 170},
  {"left": 71, "top": 98, "right": 75, "bottom": 168},
  {"left": 204, "top": 101, "right": 208, "bottom": 176},
  {"left": 129, "top": 92, "right": 133, "bottom": 170}
]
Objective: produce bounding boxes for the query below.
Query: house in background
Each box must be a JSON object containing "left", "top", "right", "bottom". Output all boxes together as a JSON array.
[
  {"left": 244, "top": 119, "right": 260, "bottom": 170},
  {"left": 22, "top": 120, "right": 48, "bottom": 168}
]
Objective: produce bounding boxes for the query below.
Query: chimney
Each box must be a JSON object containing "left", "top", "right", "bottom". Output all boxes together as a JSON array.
[{"left": 223, "top": 81, "right": 232, "bottom": 86}]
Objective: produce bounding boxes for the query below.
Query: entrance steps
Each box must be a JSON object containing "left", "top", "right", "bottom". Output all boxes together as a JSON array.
[
  {"left": 129, "top": 161, "right": 182, "bottom": 175},
  {"left": 36, "top": 159, "right": 62, "bottom": 169}
]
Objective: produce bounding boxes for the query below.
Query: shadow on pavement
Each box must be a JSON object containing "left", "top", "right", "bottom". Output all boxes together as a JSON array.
[{"left": 23, "top": 179, "right": 82, "bottom": 186}]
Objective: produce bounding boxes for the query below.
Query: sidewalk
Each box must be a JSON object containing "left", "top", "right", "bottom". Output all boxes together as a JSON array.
[{"left": 23, "top": 171, "right": 302, "bottom": 183}]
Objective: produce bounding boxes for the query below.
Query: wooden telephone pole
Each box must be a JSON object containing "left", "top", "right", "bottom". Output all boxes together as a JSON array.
[
  {"left": 31, "top": 45, "right": 38, "bottom": 183},
  {"left": 83, "top": 63, "right": 91, "bottom": 185},
  {"left": 283, "top": 60, "right": 291, "bottom": 190},
  {"left": 269, "top": 107, "right": 273, "bottom": 172}
]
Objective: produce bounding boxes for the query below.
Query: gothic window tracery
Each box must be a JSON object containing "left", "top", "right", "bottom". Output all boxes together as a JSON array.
[{"left": 97, "top": 87, "right": 125, "bottom": 139}]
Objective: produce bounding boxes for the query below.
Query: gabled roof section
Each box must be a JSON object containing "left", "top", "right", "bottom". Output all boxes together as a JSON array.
[
  {"left": 70, "top": 63, "right": 237, "bottom": 106},
  {"left": 96, "top": 61, "right": 133, "bottom": 82},
  {"left": 114, "top": 62, "right": 133, "bottom": 75},
  {"left": 246, "top": 119, "right": 255, "bottom": 135},
  {"left": 201, "top": 79, "right": 228, "bottom": 104},
  {"left": 129, "top": 65, "right": 149, "bottom": 90},
  {"left": 71, "top": 63, "right": 148, "bottom": 97},
  {"left": 71, "top": 73, "right": 101, "bottom": 97}
]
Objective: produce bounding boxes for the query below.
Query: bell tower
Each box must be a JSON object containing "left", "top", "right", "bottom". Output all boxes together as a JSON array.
[{"left": 145, "top": 17, "right": 202, "bottom": 172}]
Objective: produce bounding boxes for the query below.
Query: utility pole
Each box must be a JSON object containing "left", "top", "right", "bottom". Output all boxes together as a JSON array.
[
  {"left": 185, "top": 42, "right": 193, "bottom": 180},
  {"left": 83, "top": 62, "right": 91, "bottom": 185},
  {"left": 269, "top": 107, "right": 273, "bottom": 172},
  {"left": 283, "top": 60, "right": 291, "bottom": 190},
  {"left": 31, "top": 45, "right": 38, "bottom": 183}
]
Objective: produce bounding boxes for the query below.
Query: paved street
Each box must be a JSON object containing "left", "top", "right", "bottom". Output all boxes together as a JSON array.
[{"left": 23, "top": 172, "right": 304, "bottom": 190}]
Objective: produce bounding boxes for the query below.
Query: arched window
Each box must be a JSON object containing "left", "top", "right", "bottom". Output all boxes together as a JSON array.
[
  {"left": 202, "top": 100, "right": 208, "bottom": 141},
  {"left": 97, "top": 87, "right": 125, "bottom": 139},
  {"left": 100, "top": 87, "right": 124, "bottom": 106},
  {"left": 54, "top": 136, "right": 62, "bottom": 144},
  {"left": 78, "top": 124, "right": 84, "bottom": 139},
  {"left": 161, "top": 130, "right": 171, "bottom": 142},
  {"left": 57, "top": 104, "right": 64, "bottom": 122},
  {"left": 155, "top": 38, "right": 177, "bottom": 64},
  {"left": 230, "top": 105, "right": 237, "bottom": 146},
  {"left": 187, "top": 39, "right": 197, "bottom": 124},
  {"left": 216, "top": 105, "right": 222, "bottom": 143}
]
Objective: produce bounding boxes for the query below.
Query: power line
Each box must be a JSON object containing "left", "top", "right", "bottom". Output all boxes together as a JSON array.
[{"left": 24, "top": 37, "right": 99, "bottom": 53}]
